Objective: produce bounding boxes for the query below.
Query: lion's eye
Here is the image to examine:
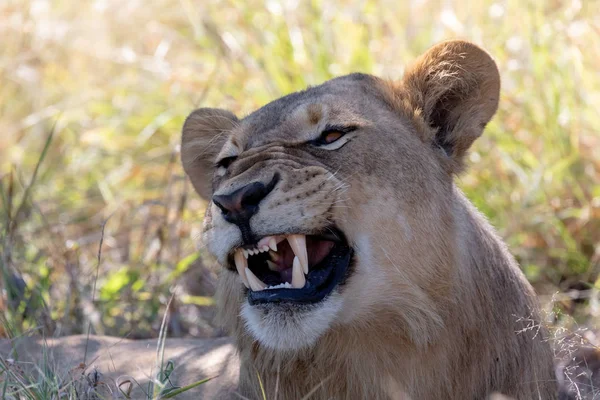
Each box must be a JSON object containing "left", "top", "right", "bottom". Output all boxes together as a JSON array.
[
  {"left": 310, "top": 125, "right": 357, "bottom": 148},
  {"left": 215, "top": 156, "right": 237, "bottom": 177},
  {"left": 216, "top": 156, "right": 236, "bottom": 169},
  {"left": 321, "top": 131, "right": 344, "bottom": 144}
]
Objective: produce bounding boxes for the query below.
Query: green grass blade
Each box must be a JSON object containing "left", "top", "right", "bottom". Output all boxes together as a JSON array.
[
  {"left": 9, "top": 122, "right": 56, "bottom": 236},
  {"left": 256, "top": 370, "right": 267, "bottom": 400},
  {"left": 160, "top": 376, "right": 215, "bottom": 398}
]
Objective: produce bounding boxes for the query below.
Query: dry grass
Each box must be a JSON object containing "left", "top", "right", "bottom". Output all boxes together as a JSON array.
[{"left": 0, "top": 0, "right": 599, "bottom": 397}]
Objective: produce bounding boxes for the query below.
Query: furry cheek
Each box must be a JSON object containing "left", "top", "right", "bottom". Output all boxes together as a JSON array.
[{"left": 202, "top": 203, "right": 241, "bottom": 265}]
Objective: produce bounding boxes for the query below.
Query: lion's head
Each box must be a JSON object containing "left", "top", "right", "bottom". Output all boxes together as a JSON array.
[{"left": 181, "top": 40, "right": 500, "bottom": 351}]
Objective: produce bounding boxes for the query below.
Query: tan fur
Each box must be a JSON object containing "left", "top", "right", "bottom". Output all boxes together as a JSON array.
[{"left": 181, "top": 41, "right": 557, "bottom": 399}]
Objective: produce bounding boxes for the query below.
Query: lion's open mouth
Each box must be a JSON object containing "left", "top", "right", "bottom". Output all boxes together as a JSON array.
[{"left": 229, "top": 228, "right": 353, "bottom": 305}]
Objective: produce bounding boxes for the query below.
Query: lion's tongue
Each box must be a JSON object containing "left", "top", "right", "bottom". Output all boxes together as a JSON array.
[{"left": 308, "top": 238, "right": 335, "bottom": 268}]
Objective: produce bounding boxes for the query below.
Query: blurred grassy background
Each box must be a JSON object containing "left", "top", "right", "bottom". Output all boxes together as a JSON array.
[{"left": 0, "top": 0, "right": 599, "bottom": 340}]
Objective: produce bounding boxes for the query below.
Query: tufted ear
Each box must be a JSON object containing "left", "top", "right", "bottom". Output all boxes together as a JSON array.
[
  {"left": 401, "top": 40, "right": 500, "bottom": 171},
  {"left": 181, "top": 108, "right": 238, "bottom": 199}
]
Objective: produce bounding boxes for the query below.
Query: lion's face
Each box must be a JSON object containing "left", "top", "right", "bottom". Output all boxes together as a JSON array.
[{"left": 182, "top": 41, "right": 500, "bottom": 351}]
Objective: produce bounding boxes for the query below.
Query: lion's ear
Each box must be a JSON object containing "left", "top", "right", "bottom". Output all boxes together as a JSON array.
[
  {"left": 401, "top": 40, "right": 500, "bottom": 170},
  {"left": 181, "top": 108, "right": 238, "bottom": 199}
]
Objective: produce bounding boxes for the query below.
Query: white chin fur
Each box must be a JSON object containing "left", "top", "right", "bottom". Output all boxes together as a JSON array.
[{"left": 241, "top": 293, "right": 343, "bottom": 350}]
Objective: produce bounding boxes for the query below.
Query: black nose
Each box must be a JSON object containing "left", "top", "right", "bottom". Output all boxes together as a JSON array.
[{"left": 212, "top": 174, "right": 279, "bottom": 226}]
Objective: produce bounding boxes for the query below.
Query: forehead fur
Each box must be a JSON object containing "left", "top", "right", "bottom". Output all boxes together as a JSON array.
[
  {"left": 372, "top": 79, "right": 435, "bottom": 144},
  {"left": 233, "top": 73, "right": 384, "bottom": 146}
]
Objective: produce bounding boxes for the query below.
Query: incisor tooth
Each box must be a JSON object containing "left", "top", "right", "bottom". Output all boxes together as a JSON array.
[
  {"left": 234, "top": 250, "right": 249, "bottom": 288},
  {"left": 292, "top": 256, "right": 306, "bottom": 289},
  {"left": 266, "top": 260, "right": 279, "bottom": 271},
  {"left": 245, "top": 267, "right": 267, "bottom": 291},
  {"left": 243, "top": 249, "right": 249, "bottom": 259},
  {"left": 287, "top": 235, "right": 308, "bottom": 274},
  {"left": 257, "top": 236, "right": 272, "bottom": 249},
  {"left": 262, "top": 245, "right": 269, "bottom": 252}
]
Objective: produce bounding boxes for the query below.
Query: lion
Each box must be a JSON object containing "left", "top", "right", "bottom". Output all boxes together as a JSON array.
[{"left": 181, "top": 40, "right": 558, "bottom": 399}]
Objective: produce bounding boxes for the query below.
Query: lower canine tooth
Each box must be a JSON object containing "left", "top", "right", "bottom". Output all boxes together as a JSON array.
[
  {"left": 288, "top": 235, "right": 309, "bottom": 274},
  {"left": 269, "top": 250, "right": 280, "bottom": 262},
  {"left": 234, "top": 250, "right": 249, "bottom": 288},
  {"left": 246, "top": 267, "right": 267, "bottom": 291},
  {"left": 266, "top": 260, "right": 279, "bottom": 271},
  {"left": 292, "top": 256, "right": 306, "bottom": 289}
]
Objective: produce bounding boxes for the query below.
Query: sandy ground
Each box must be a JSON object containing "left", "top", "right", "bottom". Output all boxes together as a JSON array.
[{"left": 0, "top": 334, "right": 240, "bottom": 399}]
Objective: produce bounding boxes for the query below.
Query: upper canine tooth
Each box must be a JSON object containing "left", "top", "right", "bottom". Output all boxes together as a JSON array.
[
  {"left": 268, "top": 238, "right": 277, "bottom": 252},
  {"left": 287, "top": 234, "right": 308, "bottom": 274},
  {"left": 234, "top": 249, "right": 249, "bottom": 288},
  {"left": 245, "top": 267, "right": 267, "bottom": 291},
  {"left": 243, "top": 249, "right": 249, "bottom": 259},
  {"left": 291, "top": 256, "right": 306, "bottom": 289}
]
